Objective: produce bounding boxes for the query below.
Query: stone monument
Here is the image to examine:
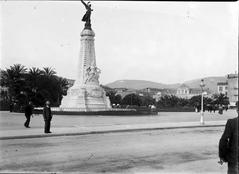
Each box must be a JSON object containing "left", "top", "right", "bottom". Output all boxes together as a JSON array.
[{"left": 60, "top": 0, "right": 111, "bottom": 111}]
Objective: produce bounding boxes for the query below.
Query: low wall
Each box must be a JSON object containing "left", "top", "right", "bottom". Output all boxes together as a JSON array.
[
  {"left": 157, "top": 107, "right": 195, "bottom": 112},
  {"left": 33, "top": 108, "right": 158, "bottom": 116}
]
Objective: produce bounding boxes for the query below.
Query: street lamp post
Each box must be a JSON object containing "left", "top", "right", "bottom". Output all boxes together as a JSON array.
[{"left": 200, "top": 79, "right": 205, "bottom": 125}]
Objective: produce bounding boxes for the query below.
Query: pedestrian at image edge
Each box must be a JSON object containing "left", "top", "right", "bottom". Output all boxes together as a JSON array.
[{"left": 219, "top": 101, "right": 239, "bottom": 174}]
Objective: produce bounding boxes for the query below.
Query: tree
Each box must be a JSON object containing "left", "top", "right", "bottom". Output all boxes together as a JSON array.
[
  {"left": 28, "top": 67, "right": 42, "bottom": 81},
  {"left": 0, "top": 64, "right": 27, "bottom": 105},
  {"left": 177, "top": 97, "right": 189, "bottom": 107},
  {"left": 10, "top": 64, "right": 27, "bottom": 74},
  {"left": 157, "top": 95, "right": 179, "bottom": 108},
  {"left": 57, "top": 77, "right": 69, "bottom": 95},
  {"left": 139, "top": 95, "right": 155, "bottom": 106},
  {"left": 56, "top": 77, "right": 69, "bottom": 105},
  {"left": 41, "top": 67, "right": 56, "bottom": 77},
  {"left": 0, "top": 65, "right": 70, "bottom": 109},
  {"left": 213, "top": 93, "right": 229, "bottom": 106},
  {"left": 190, "top": 95, "right": 213, "bottom": 106},
  {"left": 106, "top": 90, "right": 122, "bottom": 105},
  {"left": 35, "top": 67, "right": 66, "bottom": 106},
  {"left": 25, "top": 67, "right": 42, "bottom": 99},
  {"left": 122, "top": 93, "right": 142, "bottom": 106},
  {"left": 189, "top": 95, "right": 201, "bottom": 107}
]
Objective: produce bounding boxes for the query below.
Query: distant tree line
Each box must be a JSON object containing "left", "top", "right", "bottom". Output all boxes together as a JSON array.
[
  {"left": 103, "top": 86, "right": 229, "bottom": 110},
  {"left": 157, "top": 94, "right": 229, "bottom": 110},
  {"left": 0, "top": 64, "right": 69, "bottom": 110}
]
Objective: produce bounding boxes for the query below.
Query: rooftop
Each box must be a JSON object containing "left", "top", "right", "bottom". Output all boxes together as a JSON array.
[{"left": 217, "top": 82, "right": 228, "bottom": 85}]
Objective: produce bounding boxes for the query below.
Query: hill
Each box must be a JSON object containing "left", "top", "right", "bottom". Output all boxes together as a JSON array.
[
  {"left": 105, "top": 76, "right": 227, "bottom": 93},
  {"left": 105, "top": 80, "right": 180, "bottom": 90},
  {"left": 183, "top": 76, "right": 227, "bottom": 93}
]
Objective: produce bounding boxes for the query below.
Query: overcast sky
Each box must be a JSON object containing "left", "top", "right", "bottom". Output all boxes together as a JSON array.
[{"left": 1, "top": 1, "right": 238, "bottom": 85}]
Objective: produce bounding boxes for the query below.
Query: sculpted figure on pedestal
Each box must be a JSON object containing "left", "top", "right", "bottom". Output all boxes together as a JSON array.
[
  {"left": 81, "top": 0, "right": 93, "bottom": 29},
  {"left": 85, "top": 66, "right": 101, "bottom": 84}
]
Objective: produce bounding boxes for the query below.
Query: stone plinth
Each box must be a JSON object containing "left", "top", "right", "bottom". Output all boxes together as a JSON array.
[{"left": 60, "top": 28, "right": 111, "bottom": 111}]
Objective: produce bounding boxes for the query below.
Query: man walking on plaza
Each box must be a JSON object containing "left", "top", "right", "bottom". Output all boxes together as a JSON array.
[
  {"left": 219, "top": 101, "right": 238, "bottom": 174},
  {"left": 24, "top": 101, "right": 33, "bottom": 128},
  {"left": 43, "top": 100, "right": 52, "bottom": 133}
]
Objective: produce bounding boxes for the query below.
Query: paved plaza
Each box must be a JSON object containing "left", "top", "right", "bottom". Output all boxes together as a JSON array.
[
  {"left": 0, "top": 109, "right": 237, "bottom": 173},
  {"left": 0, "top": 110, "right": 236, "bottom": 139}
]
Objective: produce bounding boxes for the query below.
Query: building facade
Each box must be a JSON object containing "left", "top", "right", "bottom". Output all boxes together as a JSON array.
[
  {"left": 138, "top": 88, "right": 176, "bottom": 101},
  {"left": 227, "top": 73, "right": 238, "bottom": 106},
  {"left": 176, "top": 84, "right": 202, "bottom": 99},
  {"left": 217, "top": 82, "right": 228, "bottom": 95},
  {"left": 115, "top": 88, "right": 137, "bottom": 98}
]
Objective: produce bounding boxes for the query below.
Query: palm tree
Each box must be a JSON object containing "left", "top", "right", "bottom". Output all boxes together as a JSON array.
[
  {"left": 9, "top": 64, "right": 27, "bottom": 78},
  {"left": 0, "top": 69, "right": 12, "bottom": 87},
  {"left": 1, "top": 64, "right": 71, "bottom": 107},
  {"left": 213, "top": 93, "right": 229, "bottom": 106},
  {"left": 41, "top": 67, "right": 56, "bottom": 77},
  {"left": 57, "top": 77, "right": 69, "bottom": 94},
  {"left": 23, "top": 67, "right": 43, "bottom": 103},
  {"left": 55, "top": 77, "right": 69, "bottom": 105},
  {"left": 29, "top": 67, "right": 42, "bottom": 77},
  {"left": 27, "top": 67, "right": 42, "bottom": 88},
  {"left": 1, "top": 64, "right": 26, "bottom": 86},
  {"left": 1, "top": 64, "right": 26, "bottom": 90},
  {"left": 0, "top": 64, "right": 27, "bottom": 107}
]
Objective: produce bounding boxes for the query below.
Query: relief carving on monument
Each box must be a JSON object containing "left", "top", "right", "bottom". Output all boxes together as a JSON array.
[
  {"left": 86, "top": 88, "right": 103, "bottom": 98},
  {"left": 85, "top": 65, "right": 101, "bottom": 84}
]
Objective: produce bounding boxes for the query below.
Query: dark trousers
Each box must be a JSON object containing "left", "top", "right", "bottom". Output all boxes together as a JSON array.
[
  {"left": 24, "top": 115, "right": 31, "bottom": 127},
  {"left": 44, "top": 119, "right": 51, "bottom": 133},
  {"left": 228, "top": 162, "right": 239, "bottom": 174}
]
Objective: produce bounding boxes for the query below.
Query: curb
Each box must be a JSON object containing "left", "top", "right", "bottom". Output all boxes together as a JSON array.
[{"left": 0, "top": 124, "right": 225, "bottom": 140}]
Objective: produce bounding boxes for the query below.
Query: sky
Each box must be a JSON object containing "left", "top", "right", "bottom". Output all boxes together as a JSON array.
[{"left": 0, "top": 1, "right": 238, "bottom": 85}]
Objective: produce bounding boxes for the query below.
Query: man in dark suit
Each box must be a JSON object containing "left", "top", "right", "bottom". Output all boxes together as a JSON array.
[
  {"left": 219, "top": 101, "right": 238, "bottom": 174},
  {"left": 24, "top": 101, "right": 33, "bottom": 128},
  {"left": 43, "top": 100, "right": 52, "bottom": 133}
]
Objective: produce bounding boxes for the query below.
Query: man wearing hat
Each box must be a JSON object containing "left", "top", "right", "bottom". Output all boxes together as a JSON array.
[
  {"left": 43, "top": 100, "right": 52, "bottom": 133},
  {"left": 219, "top": 101, "right": 238, "bottom": 174},
  {"left": 24, "top": 101, "right": 34, "bottom": 128}
]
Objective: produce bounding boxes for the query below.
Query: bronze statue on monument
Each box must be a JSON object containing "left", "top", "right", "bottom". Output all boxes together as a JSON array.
[{"left": 81, "top": 0, "right": 93, "bottom": 30}]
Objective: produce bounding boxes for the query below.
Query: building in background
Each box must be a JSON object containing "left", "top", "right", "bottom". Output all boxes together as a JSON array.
[
  {"left": 176, "top": 84, "right": 202, "bottom": 99},
  {"left": 138, "top": 88, "right": 176, "bottom": 101},
  {"left": 227, "top": 73, "right": 238, "bottom": 106},
  {"left": 217, "top": 82, "right": 228, "bottom": 95},
  {"left": 138, "top": 88, "right": 160, "bottom": 96},
  {"left": 113, "top": 87, "right": 177, "bottom": 101},
  {"left": 115, "top": 88, "right": 137, "bottom": 98}
]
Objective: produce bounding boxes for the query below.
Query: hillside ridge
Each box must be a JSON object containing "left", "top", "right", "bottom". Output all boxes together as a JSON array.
[{"left": 105, "top": 76, "right": 227, "bottom": 93}]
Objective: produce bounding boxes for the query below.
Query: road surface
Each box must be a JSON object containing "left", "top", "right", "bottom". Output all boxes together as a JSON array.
[{"left": 0, "top": 127, "right": 227, "bottom": 173}]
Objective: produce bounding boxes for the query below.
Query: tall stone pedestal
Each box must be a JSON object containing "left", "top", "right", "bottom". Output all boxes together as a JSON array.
[{"left": 60, "top": 29, "right": 111, "bottom": 111}]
